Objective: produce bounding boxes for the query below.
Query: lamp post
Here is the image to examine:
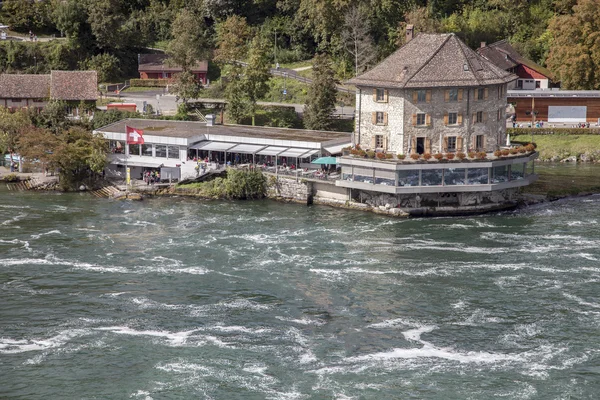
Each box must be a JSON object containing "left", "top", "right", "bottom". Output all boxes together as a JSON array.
[
  {"left": 274, "top": 29, "right": 278, "bottom": 69},
  {"left": 33, "top": 55, "right": 36, "bottom": 73}
]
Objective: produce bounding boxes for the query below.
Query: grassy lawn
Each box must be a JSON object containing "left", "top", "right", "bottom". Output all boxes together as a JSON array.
[
  {"left": 97, "top": 98, "right": 124, "bottom": 107},
  {"left": 122, "top": 86, "right": 165, "bottom": 93},
  {"left": 150, "top": 40, "right": 169, "bottom": 50},
  {"left": 278, "top": 60, "right": 313, "bottom": 70},
  {"left": 513, "top": 134, "right": 600, "bottom": 161}
]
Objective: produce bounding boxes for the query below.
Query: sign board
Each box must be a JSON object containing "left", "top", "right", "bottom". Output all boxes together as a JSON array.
[
  {"left": 126, "top": 167, "right": 131, "bottom": 185},
  {"left": 548, "top": 106, "right": 587, "bottom": 123}
]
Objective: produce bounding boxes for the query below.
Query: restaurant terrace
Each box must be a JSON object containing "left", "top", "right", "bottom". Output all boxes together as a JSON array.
[{"left": 94, "top": 119, "right": 351, "bottom": 180}]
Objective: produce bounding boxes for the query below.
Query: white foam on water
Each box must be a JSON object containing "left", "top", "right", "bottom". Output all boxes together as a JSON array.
[
  {"left": 1, "top": 212, "right": 27, "bottom": 226},
  {"left": 574, "top": 252, "right": 599, "bottom": 261},
  {"left": 0, "top": 329, "right": 89, "bottom": 354},
  {"left": 275, "top": 316, "right": 326, "bottom": 326},
  {"left": 563, "top": 292, "right": 600, "bottom": 309},
  {"left": 452, "top": 300, "right": 467, "bottom": 309},
  {"left": 218, "top": 299, "right": 272, "bottom": 311},
  {"left": 30, "top": 229, "right": 62, "bottom": 239},
  {"left": 129, "top": 390, "right": 153, "bottom": 400},
  {"left": 208, "top": 325, "right": 272, "bottom": 334},
  {"left": 366, "top": 318, "right": 414, "bottom": 329},
  {"left": 454, "top": 309, "right": 506, "bottom": 326},
  {"left": 94, "top": 326, "right": 201, "bottom": 346},
  {"left": 0, "top": 204, "right": 31, "bottom": 209}
]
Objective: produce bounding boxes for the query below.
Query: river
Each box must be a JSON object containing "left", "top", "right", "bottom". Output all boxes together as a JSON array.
[{"left": 1, "top": 170, "right": 600, "bottom": 399}]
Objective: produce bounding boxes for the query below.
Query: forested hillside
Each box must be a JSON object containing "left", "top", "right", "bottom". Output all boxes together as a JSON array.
[{"left": 0, "top": 0, "right": 598, "bottom": 89}]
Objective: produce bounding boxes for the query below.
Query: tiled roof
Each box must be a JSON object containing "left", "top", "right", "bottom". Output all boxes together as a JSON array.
[
  {"left": 50, "top": 70, "right": 98, "bottom": 101},
  {"left": 138, "top": 54, "right": 208, "bottom": 73},
  {"left": 477, "top": 40, "right": 555, "bottom": 81},
  {"left": 347, "top": 33, "right": 516, "bottom": 89},
  {"left": 0, "top": 74, "right": 51, "bottom": 99}
]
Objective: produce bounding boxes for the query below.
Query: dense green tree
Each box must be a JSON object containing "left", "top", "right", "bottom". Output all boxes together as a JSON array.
[
  {"left": 167, "top": 9, "right": 211, "bottom": 71},
  {"left": 224, "top": 69, "right": 248, "bottom": 123},
  {"left": 80, "top": 53, "right": 121, "bottom": 83},
  {"left": 171, "top": 70, "right": 204, "bottom": 105},
  {"left": 214, "top": 15, "right": 252, "bottom": 65},
  {"left": 303, "top": 54, "right": 337, "bottom": 131},
  {"left": 242, "top": 36, "right": 271, "bottom": 125},
  {"left": 546, "top": 0, "right": 600, "bottom": 89},
  {"left": 0, "top": 107, "right": 31, "bottom": 157}
]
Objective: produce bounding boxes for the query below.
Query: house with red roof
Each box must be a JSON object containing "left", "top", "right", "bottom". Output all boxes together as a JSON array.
[
  {"left": 477, "top": 40, "right": 557, "bottom": 90},
  {"left": 138, "top": 54, "right": 208, "bottom": 85},
  {"left": 0, "top": 70, "right": 97, "bottom": 117}
]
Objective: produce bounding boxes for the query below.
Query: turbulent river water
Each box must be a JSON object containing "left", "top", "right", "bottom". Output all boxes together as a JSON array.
[{"left": 1, "top": 185, "right": 600, "bottom": 399}]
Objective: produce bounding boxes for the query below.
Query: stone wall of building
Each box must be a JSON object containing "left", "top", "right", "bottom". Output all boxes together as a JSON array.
[
  {"left": 267, "top": 175, "right": 310, "bottom": 204},
  {"left": 356, "top": 87, "right": 405, "bottom": 153},
  {"left": 356, "top": 84, "right": 508, "bottom": 155}
]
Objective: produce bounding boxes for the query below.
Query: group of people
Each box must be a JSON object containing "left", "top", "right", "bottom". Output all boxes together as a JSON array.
[{"left": 144, "top": 170, "right": 160, "bottom": 185}]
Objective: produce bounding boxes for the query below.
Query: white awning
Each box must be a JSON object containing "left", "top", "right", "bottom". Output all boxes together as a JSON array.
[
  {"left": 189, "top": 141, "right": 237, "bottom": 152},
  {"left": 257, "top": 146, "right": 288, "bottom": 156},
  {"left": 278, "top": 148, "right": 313, "bottom": 157},
  {"left": 298, "top": 149, "right": 319, "bottom": 158},
  {"left": 323, "top": 142, "right": 349, "bottom": 155},
  {"left": 228, "top": 144, "right": 266, "bottom": 154}
]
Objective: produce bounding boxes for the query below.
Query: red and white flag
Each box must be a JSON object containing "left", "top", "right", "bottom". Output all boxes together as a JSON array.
[{"left": 126, "top": 126, "right": 144, "bottom": 145}]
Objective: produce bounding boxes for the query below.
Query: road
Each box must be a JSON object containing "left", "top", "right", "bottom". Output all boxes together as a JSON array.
[{"left": 105, "top": 92, "right": 356, "bottom": 118}]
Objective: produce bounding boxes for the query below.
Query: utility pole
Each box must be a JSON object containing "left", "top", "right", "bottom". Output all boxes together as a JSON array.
[{"left": 274, "top": 30, "right": 278, "bottom": 69}]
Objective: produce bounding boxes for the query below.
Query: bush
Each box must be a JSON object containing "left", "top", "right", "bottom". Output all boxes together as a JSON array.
[
  {"left": 423, "top": 152, "right": 432, "bottom": 160},
  {"left": 445, "top": 153, "right": 455, "bottom": 160},
  {"left": 494, "top": 150, "right": 502, "bottom": 157},
  {"left": 456, "top": 152, "right": 466, "bottom": 160},
  {"left": 397, "top": 154, "right": 406, "bottom": 160},
  {"left": 2, "top": 173, "right": 19, "bottom": 182},
  {"left": 476, "top": 151, "right": 487, "bottom": 159},
  {"left": 410, "top": 153, "right": 420, "bottom": 160},
  {"left": 433, "top": 153, "right": 443, "bottom": 160}
]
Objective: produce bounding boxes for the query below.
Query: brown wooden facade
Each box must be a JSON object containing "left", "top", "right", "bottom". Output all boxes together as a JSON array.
[{"left": 509, "top": 96, "right": 600, "bottom": 123}]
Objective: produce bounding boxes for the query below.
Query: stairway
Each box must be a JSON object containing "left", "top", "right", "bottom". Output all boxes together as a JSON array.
[
  {"left": 90, "top": 184, "right": 122, "bottom": 198},
  {"left": 5, "top": 178, "right": 46, "bottom": 191}
]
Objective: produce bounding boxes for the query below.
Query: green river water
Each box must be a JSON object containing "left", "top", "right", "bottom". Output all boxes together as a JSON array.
[{"left": 1, "top": 164, "right": 600, "bottom": 399}]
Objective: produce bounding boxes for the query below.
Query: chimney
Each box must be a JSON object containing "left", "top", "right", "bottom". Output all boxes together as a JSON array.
[
  {"left": 480, "top": 42, "right": 486, "bottom": 48},
  {"left": 406, "top": 25, "right": 414, "bottom": 43}
]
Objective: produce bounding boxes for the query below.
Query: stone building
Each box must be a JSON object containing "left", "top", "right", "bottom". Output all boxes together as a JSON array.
[{"left": 348, "top": 28, "right": 516, "bottom": 155}]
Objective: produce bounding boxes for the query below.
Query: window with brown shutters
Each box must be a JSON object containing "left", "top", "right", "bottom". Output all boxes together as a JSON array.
[
  {"left": 476, "top": 88, "right": 485, "bottom": 100},
  {"left": 375, "top": 135, "right": 384, "bottom": 148},
  {"left": 457, "top": 137, "right": 464, "bottom": 151},
  {"left": 375, "top": 88, "right": 387, "bottom": 102},
  {"left": 425, "top": 114, "right": 431, "bottom": 126},
  {"left": 457, "top": 114, "right": 463, "bottom": 125},
  {"left": 425, "top": 138, "right": 431, "bottom": 153},
  {"left": 458, "top": 89, "right": 463, "bottom": 101},
  {"left": 444, "top": 113, "right": 449, "bottom": 125},
  {"left": 375, "top": 111, "right": 387, "bottom": 125},
  {"left": 372, "top": 112, "right": 377, "bottom": 124},
  {"left": 426, "top": 90, "right": 432, "bottom": 103},
  {"left": 448, "top": 112, "right": 458, "bottom": 125},
  {"left": 447, "top": 136, "right": 457, "bottom": 152},
  {"left": 416, "top": 113, "right": 426, "bottom": 126}
]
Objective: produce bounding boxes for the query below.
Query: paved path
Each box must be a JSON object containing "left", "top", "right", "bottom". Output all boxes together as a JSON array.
[{"left": 106, "top": 93, "right": 356, "bottom": 117}]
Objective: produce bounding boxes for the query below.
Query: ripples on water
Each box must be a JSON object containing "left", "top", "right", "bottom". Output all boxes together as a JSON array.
[{"left": 1, "top": 190, "right": 600, "bottom": 399}]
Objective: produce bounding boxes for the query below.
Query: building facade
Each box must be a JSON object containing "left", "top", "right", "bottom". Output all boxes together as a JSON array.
[
  {"left": 477, "top": 40, "right": 556, "bottom": 90},
  {"left": 348, "top": 31, "right": 516, "bottom": 156},
  {"left": 0, "top": 70, "right": 97, "bottom": 116},
  {"left": 138, "top": 54, "right": 208, "bottom": 85}
]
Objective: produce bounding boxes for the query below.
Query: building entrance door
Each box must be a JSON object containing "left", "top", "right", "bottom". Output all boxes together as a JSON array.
[{"left": 416, "top": 137, "right": 425, "bottom": 154}]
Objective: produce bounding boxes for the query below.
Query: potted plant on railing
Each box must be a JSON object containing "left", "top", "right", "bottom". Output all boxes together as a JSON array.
[
  {"left": 366, "top": 151, "right": 376, "bottom": 159},
  {"left": 376, "top": 152, "right": 386, "bottom": 160},
  {"left": 342, "top": 146, "right": 352, "bottom": 156},
  {"left": 456, "top": 152, "right": 466, "bottom": 161},
  {"left": 397, "top": 154, "right": 406, "bottom": 160},
  {"left": 476, "top": 151, "right": 487, "bottom": 160},
  {"left": 468, "top": 151, "right": 476, "bottom": 159},
  {"left": 433, "top": 153, "right": 443, "bottom": 161},
  {"left": 509, "top": 148, "right": 518, "bottom": 155},
  {"left": 423, "top": 152, "right": 432, "bottom": 160},
  {"left": 501, "top": 149, "right": 510, "bottom": 156},
  {"left": 494, "top": 150, "right": 502, "bottom": 158},
  {"left": 410, "top": 153, "right": 420, "bottom": 160},
  {"left": 445, "top": 153, "right": 455, "bottom": 160},
  {"left": 385, "top": 153, "right": 394, "bottom": 160},
  {"left": 518, "top": 146, "right": 527, "bottom": 154}
]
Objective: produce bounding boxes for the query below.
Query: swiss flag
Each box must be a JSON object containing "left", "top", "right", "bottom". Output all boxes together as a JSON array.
[{"left": 126, "top": 126, "right": 144, "bottom": 145}]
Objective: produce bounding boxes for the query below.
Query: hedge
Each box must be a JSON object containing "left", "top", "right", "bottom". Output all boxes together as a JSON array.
[
  {"left": 507, "top": 127, "right": 600, "bottom": 136},
  {"left": 129, "top": 79, "right": 170, "bottom": 87}
]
